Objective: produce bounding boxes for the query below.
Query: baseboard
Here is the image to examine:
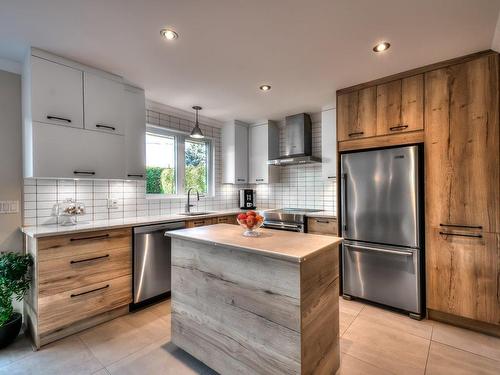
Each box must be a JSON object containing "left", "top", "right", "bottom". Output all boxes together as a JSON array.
[{"left": 428, "top": 309, "right": 500, "bottom": 338}]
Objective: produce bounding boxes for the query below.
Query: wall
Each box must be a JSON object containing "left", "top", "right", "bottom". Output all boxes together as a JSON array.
[
  {"left": 23, "top": 109, "right": 241, "bottom": 225},
  {"left": 0, "top": 69, "right": 23, "bottom": 251},
  {"left": 252, "top": 112, "right": 337, "bottom": 213}
]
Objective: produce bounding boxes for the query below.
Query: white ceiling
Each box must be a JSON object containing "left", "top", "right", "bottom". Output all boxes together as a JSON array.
[{"left": 1, "top": 0, "right": 499, "bottom": 124}]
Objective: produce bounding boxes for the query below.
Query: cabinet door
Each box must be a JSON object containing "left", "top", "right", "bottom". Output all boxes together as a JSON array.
[
  {"left": 249, "top": 124, "right": 268, "bottom": 183},
  {"left": 321, "top": 108, "right": 337, "bottom": 181},
  {"left": 425, "top": 56, "right": 499, "bottom": 232},
  {"left": 337, "top": 88, "right": 376, "bottom": 141},
  {"left": 31, "top": 122, "right": 125, "bottom": 179},
  {"left": 234, "top": 123, "right": 248, "bottom": 183},
  {"left": 401, "top": 75, "right": 424, "bottom": 132},
  {"left": 84, "top": 73, "right": 125, "bottom": 135},
  {"left": 427, "top": 229, "right": 499, "bottom": 324},
  {"left": 31, "top": 56, "right": 84, "bottom": 128},
  {"left": 124, "top": 86, "right": 146, "bottom": 179},
  {"left": 376, "top": 80, "right": 402, "bottom": 134}
]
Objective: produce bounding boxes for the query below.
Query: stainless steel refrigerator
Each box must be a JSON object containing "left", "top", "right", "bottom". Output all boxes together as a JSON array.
[{"left": 340, "top": 145, "right": 423, "bottom": 318}]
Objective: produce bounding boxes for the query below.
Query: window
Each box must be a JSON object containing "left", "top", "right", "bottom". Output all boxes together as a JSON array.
[{"left": 146, "top": 126, "right": 213, "bottom": 196}]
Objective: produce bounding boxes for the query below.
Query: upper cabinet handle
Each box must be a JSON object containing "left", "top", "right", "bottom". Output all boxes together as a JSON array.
[
  {"left": 95, "top": 124, "right": 116, "bottom": 131},
  {"left": 47, "top": 115, "right": 71, "bottom": 123},
  {"left": 439, "top": 223, "right": 482, "bottom": 229},
  {"left": 389, "top": 125, "right": 408, "bottom": 131},
  {"left": 348, "top": 131, "right": 364, "bottom": 137},
  {"left": 74, "top": 170, "right": 96, "bottom": 176},
  {"left": 256, "top": 178, "right": 264, "bottom": 182}
]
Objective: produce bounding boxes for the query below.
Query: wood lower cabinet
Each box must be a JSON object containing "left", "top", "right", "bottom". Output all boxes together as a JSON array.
[
  {"left": 337, "top": 87, "right": 377, "bottom": 141},
  {"left": 307, "top": 217, "right": 338, "bottom": 236},
  {"left": 25, "top": 228, "right": 133, "bottom": 348},
  {"left": 425, "top": 54, "right": 500, "bottom": 326},
  {"left": 427, "top": 229, "right": 499, "bottom": 325},
  {"left": 185, "top": 215, "right": 238, "bottom": 228}
]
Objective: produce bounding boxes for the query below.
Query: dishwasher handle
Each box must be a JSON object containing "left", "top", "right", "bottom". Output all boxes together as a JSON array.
[{"left": 133, "top": 221, "right": 185, "bottom": 234}]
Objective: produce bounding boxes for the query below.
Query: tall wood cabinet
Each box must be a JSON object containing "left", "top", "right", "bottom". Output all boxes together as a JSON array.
[{"left": 425, "top": 54, "right": 499, "bottom": 325}]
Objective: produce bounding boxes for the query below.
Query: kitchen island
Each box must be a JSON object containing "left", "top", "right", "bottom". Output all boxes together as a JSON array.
[{"left": 166, "top": 224, "right": 342, "bottom": 375}]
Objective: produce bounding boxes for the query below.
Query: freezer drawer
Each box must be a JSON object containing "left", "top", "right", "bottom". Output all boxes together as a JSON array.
[{"left": 342, "top": 241, "right": 421, "bottom": 314}]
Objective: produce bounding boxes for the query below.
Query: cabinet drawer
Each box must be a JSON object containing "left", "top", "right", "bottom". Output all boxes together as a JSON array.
[
  {"left": 38, "top": 246, "right": 131, "bottom": 296},
  {"left": 186, "top": 218, "right": 215, "bottom": 228},
  {"left": 37, "top": 228, "right": 131, "bottom": 262},
  {"left": 38, "top": 274, "right": 132, "bottom": 335},
  {"left": 307, "top": 218, "right": 338, "bottom": 236},
  {"left": 217, "top": 215, "right": 237, "bottom": 225}
]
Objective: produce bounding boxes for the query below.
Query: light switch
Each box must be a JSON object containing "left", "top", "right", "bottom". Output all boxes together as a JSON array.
[
  {"left": 107, "top": 199, "right": 119, "bottom": 209},
  {"left": 0, "top": 201, "right": 19, "bottom": 214}
]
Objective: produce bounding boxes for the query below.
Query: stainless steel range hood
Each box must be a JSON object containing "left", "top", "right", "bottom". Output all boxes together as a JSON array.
[{"left": 268, "top": 113, "right": 321, "bottom": 166}]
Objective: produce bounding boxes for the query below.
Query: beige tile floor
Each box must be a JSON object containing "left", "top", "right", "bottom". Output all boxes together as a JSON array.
[{"left": 1, "top": 298, "right": 499, "bottom": 375}]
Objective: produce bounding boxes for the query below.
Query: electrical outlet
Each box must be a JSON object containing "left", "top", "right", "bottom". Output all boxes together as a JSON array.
[
  {"left": 0, "top": 201, "right": 19, "bottom": 214},
  {"left": 107, "top": 199, "right": 119, "bottom": 209}
]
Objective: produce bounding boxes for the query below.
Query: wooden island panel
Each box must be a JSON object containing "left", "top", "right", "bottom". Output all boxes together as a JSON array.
[{"left": 170, "top": 225, "right": 341, "bottom": 375}]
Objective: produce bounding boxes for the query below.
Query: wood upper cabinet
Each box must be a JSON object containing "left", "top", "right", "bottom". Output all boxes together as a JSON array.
[
  {"left": 337, "top": 87, "right": 377, "bottom": 141},
  {"left": 425, "top": 54, "right": 500, "bottom": 325},
  {"left": 376, "top": 74, "right": 423, "bottom": 135},
  {"left": 424, "top": 55, "right": 499, "bottom": 232}
]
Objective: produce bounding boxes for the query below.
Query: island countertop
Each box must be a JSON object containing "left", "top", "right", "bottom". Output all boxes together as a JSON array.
[{"left": 166, "top": 223, "right": 342, "bottom": 263}]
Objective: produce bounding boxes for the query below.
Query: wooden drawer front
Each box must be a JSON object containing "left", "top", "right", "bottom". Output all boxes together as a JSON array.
[
  {"left": 307, "top": 218, "right": 338, "bottom": 236},
  {"left": 217, "top": 215, "right": 237, "bottom": 225},
  {"left": 186, "top": 218, "right": 215, "bottom": 228},
  {"left": 38, "top": 228, "right": 131, "bottom": 262},
  {"left": 38, "top": 246, "right": 131, "bottom": 296},
  {"left": 38, "top": 274, "right": 132, "bottom": 335}
]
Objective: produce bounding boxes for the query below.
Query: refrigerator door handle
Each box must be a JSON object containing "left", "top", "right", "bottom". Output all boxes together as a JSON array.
[
  {"left": 347, "top": 243, "right": 413, "bottom": 256},
  {"left": 341, "top": 173, "right": 347, "bottom": 233}
]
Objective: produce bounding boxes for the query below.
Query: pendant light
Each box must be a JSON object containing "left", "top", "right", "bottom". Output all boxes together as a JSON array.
[{"left": 190, "top": 106, "right": 204, "bottom": 139}]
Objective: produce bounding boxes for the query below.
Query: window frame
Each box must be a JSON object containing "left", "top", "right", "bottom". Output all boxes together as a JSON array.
[{"left": 146, "top": 124, "right": 214, "bottom": 198}]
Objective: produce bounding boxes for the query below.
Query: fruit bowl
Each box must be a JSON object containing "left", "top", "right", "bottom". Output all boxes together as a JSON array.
[{"left": 237, "top": 211, "right": 264, "bottom": 237}]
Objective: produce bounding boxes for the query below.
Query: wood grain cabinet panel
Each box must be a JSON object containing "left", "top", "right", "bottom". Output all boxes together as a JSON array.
[
  {"left": 307, "top": 218, "right": 338, "bottom": 236},
  {"left": 424, "top": 56, "right": 499, "bottom": 232},
  {"left": 426, "top": 229, "right": 499, "bottom": 325},
  {"left": 425, "top": 54, "right": 500, "bottom": 325},
  {"left": 376, "top": 75, "right": 423, "bottom": 135},
  {"left": 337, "top": 87, "right": 376, "bottom": 141}
]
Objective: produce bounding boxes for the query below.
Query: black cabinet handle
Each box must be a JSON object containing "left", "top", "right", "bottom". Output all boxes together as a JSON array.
[
  {"left": 70, "top": 254, "right": 110, "bottom": 264},
  {"left": 315, "top": 220, "right": 330, "bottom": 224},
  {"left": 389, "top": 125, "right": 409, "bottom": 131},
  {"left": 256, "top": 178, "right": 264, "bottom": 182},
  {"left": 70, "top": 284, "right": 110, "bottom": 298},
  {"left": 439, "top": 231, "right": 482, "bottom": 238},
  {"left": 327, "top": 176, "right": 335, "bottom": 179},
  {"left": 439, "top": 223, "right": 482, "bottom": 229},
  {"left": 348, "top": 131, "right": 364, "bottom": 137},
  {"left": 70, "top": 234, "right": 110, "bottom": 242},
  {"left": 127, "top": 174, "right": 144, "bottom": 178},
  {"left": 47, "top": 115, "right": 71, "bottom": 123},
  {"left": 237, "top": 178, "right": 245, "bottom": 182},
  {"left": 95, "top": 124, "right": 116, "bottom": 131},
  {"left": 74, "top": 170, "right": 96, "bottom": 176}
]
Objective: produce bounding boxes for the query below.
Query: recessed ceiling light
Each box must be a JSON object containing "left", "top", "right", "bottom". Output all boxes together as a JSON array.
[
  {"left": 160, "top": 28, "right": 178, "bottom": 40},
  {"left": 373, "top": 42, "right": 390, "bottom": 52},
  {"left": 259, "top": 84, "right": 271, "bottom": 91}
]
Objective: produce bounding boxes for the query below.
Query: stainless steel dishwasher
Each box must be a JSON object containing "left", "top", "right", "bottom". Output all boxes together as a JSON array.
[{"left": 132, "top": 221, "right": 185, "bottom": 306}]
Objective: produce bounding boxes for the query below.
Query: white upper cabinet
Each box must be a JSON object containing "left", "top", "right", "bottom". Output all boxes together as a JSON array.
[
  {"left": 222, "top": 120, "right": 248, "bottom": 184},
  {"left": 84, "top": 72, "right": 125, "bottom": 135},
  {"left": 123, "top": 85, "right": 146, "bottom": 179},
  {"left": 30, "top": 122, "right": 125, "bottom": 179},
  {"left": 30, "top": 56, "right": 84, "bottom": 128},
  {"left": 248, "top": 121, "right": 280, "bottom": 184},
  {"left": 321, "top": 108, "right": 337, "bottom": 181}
]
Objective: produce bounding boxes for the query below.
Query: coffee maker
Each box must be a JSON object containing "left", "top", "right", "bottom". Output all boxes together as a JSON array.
[{"left": 239, "top": 189, "right": 256, "bottom": 209}]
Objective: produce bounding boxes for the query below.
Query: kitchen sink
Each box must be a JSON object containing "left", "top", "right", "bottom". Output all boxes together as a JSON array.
[{"left": 178, "top": 212, "right": 214, "bottom": 216}]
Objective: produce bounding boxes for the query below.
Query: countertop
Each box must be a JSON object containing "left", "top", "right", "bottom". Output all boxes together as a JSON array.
[
  {"left": 21, "top": 209, "right": 247, "bottom": 238},
  {"left": 166, "top": 223, "right": 342, "bottom": 263}
]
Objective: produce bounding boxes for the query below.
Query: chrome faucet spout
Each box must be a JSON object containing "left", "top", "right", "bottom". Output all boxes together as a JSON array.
[{"left": 185, "top": 188, "right": 200, "bottom": 213}]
